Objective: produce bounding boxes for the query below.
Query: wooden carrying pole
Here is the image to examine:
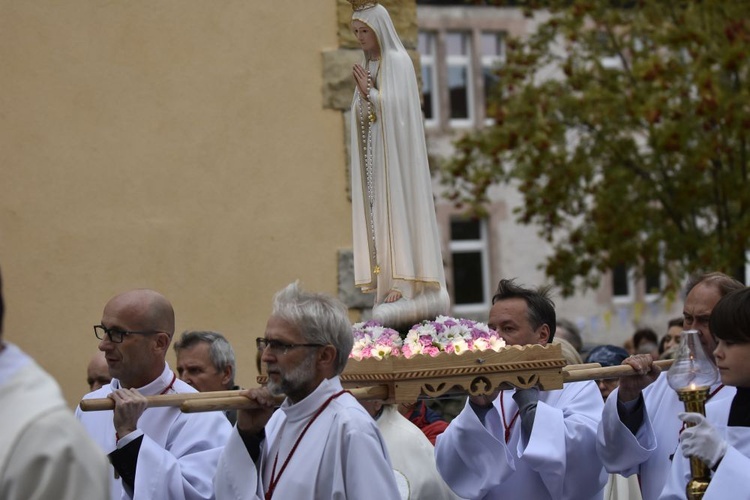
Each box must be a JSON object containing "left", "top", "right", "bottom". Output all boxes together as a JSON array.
[
  {"left": 562, "top": 359, "right": 673, "bottom": 383},
  {"left": 180, "top": 360, "right": 673, "bottom": 413},
  {"left": 79, "top": 389, "right": 250, "bottom": 412},
  {"left": 180, "top": 384, "right": 391, "bottom": 413},
  {"left": 78, "top": 359, "right": 673, "bottom": 413},
  {"left": 78, "top": 385, "right": 390, "bottom": 412}
]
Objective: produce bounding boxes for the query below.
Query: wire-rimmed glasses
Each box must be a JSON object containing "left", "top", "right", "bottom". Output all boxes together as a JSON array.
[{"left": 255, "top": 337, "right": 326, "bottom": 355}]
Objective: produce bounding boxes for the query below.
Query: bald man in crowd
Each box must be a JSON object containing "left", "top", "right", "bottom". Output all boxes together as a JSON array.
[
  {"left": 87, "top": 351, "right": 112, "bottom": 391},
  {"left": 77, "top": 289, "right": 231, "bottom": 500}
]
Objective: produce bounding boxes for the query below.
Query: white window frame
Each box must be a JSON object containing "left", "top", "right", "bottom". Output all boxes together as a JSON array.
[
  {"left": 450, "top": 218, "right": 491, "bottom": 316},
  {"left": 643, "top": 260, "right": 663, "bottom": 304},
  {"left": 480, "top": 31, "right": 505, "bottom": 126},
  {"left": 611, "top": 265, "right": 635, "bottom": 305},
  {"left": 445, "top": 31, "right": 474, "bottom": 128},
  {"left": 419, "top": 31, "right": 439, "bottom": 128}
]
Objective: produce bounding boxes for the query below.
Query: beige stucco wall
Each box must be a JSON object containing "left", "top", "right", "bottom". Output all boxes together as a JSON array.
[{"left": 0, "top": 0, "right": 353, "bottom": 406}]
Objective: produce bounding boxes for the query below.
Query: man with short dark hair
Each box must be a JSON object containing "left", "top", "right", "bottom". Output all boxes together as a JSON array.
[
  {"left": 597, "top": 272, "right": 744, "bottom": 500},
  {"left": 0, "top": 267, "right": 110, "bottom": 499},
  {"left": 435, "top": 278, "right": 606, "bottom": 499},
  {"left": 174, "top": 330, "right": 239, "bottom": 424},
  {"left": 214, "top": 282, "right": 400, "bottom": 500},
  {"left": 77, "top": 289, "right": 231, "bottom": 500}
]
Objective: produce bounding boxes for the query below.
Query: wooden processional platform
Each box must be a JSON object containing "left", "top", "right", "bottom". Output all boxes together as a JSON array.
[
  {"left": 79, "top": 344, "right": 672, "bottom": 413},
  {"left": 258, "top": 344, "right": 567, "bottom": 404}
]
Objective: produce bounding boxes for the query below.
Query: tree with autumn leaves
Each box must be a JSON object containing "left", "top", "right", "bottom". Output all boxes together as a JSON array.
[{"left": 441, "top": 1, "right": 750, "bottom": 297}]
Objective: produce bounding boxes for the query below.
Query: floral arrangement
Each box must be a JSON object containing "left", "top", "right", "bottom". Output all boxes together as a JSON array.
[
  {"left": 350, "top": 320, "right": 403, "bottom": 360},
  {"left": 350, "top": 316, "right": 506, "bottom": 360}
]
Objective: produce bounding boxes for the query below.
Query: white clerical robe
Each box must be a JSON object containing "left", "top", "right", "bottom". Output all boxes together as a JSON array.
[
  {"left": 597, "top": 372, "right": 735, "bottom": 500},
  {"left": 660, "top": 395, "right": 750, "bottom": 500},
  {"left": 375, "top": 404, "right": 462, "bottom": 500},
  {"left": 1, "top": 343, "right": 109, "bottom": 500},
  {"left": 214, "top": 376, "right": 401, "bottom": 500},
  {"left": 76, "top": 363, "right": 231, "bottom": 500},
  {"left": 604, "top": 472, "right": 642, "bottom": 500},
  {"left": 435, "top": 381, "right": 607, "bottom": 500}
]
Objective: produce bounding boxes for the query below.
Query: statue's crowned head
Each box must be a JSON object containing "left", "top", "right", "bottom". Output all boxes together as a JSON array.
[{"left": 348, "top": 0, "right": 378, "bottom": 12}]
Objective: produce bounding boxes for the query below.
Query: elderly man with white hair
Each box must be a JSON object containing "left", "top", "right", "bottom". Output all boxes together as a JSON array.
[{"left": 214, "top": 282, "right": 400, "bottom": 500}]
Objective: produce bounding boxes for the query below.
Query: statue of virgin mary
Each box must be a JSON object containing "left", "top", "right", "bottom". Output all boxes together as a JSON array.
[{"left": 349, "top": 1, "right": 450, "bottom": 327}]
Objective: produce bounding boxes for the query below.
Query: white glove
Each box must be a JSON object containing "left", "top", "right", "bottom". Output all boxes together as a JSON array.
[{"left": 678, "top": 412, "right": 727, "bottom": 469}]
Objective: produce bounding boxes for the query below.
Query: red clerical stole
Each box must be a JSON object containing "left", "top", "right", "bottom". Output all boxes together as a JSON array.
[{"left": 265, "top": 389, "right": 349, "bottom": 500}]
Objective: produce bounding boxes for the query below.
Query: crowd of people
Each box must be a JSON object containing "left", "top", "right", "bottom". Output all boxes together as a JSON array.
[
  {"left": 3, "top": 264, "right": 750, "bottom": 500},
  {"left": 3, "top": 2, "right": 750, "bottom": 499}
]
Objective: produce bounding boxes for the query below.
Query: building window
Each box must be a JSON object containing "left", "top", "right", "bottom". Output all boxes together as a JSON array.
[
  {"left": 445, "top": 31, "right": 473, "bottom": 126},
  {"left": 480, "top": 31, "right": 504, "bottom": 123},
  {"left": 613, "top": 262, "right": 665, "bottom": 303},
  {"left": 418, "top": 27, "right": 505, "bottom": 129},
  {"left": 612, "top": 264, "right": 633, "bottom": 303},
  {"left": 450, "top": 217, "right": 490, "bottom": 314},
  {"left": 644, "top": 260, "right": 661, "bottom": 301},
  {"left": 418, "top": 31, "right": 439, "bottom": 126}
]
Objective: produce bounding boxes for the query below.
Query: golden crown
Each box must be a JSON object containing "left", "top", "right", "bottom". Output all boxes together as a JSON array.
[{"left": 348, "top": 0, "right": 378, "bottom": 11}]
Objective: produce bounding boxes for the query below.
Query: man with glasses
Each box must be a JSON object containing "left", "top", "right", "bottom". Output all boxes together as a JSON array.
[
  {"left": 597, "top": 272, "right": 743, "bottom": 500},
  {"left": 213, "top": 281, "right": 400, "bottom": 500},
  {"left": 77, "top": 288, "right": 231, "bottom": 500}
]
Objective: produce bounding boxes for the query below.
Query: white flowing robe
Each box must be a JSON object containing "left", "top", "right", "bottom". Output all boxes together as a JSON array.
[
  {"left": 375, "top": 405, "right": 461, "bottom": 500},
  {"left": 214, "top": 376, "right": 401, "bottom": 500},
  {"left": 350, "top": 5, "right": 449, "bottom": 323},
  {"left": 435, "top": 381, "right": 607, "bottom": 500},
  {"left": 596, "top": 372, "right": 734, "bottom": 500},
  {"left": 660, "top": 393, "right": 750, "bottom": 500},
  {"left": 0, "top": 343, "right": 110, "bottom": 500},
  {"left": 76, "top": 363, "right": 232, "bottom": 500},
  {"left": 604, "top": 472, "right": 642, "bottom": 500}
]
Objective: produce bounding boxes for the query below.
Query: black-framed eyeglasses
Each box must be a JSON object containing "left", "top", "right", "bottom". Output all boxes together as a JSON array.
[
  {"left": 94, "top": 325, "right": 164, "bottom": 344},
  {"left": 256, "top": 337, "right": 326, "bottom": 355}
]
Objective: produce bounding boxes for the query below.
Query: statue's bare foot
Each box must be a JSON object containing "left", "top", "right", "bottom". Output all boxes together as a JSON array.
[{"left": 384, "top": 290, "right": 402, "bottom": 303}]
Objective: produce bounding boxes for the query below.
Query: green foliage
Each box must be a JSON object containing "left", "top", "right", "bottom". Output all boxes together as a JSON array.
[{"left": 441, "top": 0, "right": 750, "bottom": 297}]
